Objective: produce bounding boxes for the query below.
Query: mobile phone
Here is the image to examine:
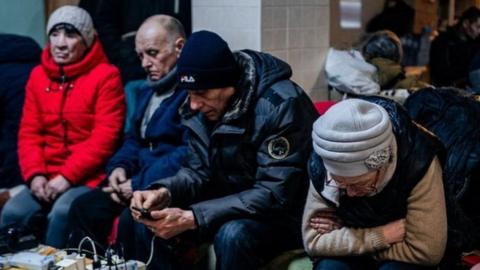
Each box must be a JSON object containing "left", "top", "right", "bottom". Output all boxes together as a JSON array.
[{"left": 131, "top": 206, "right": 152, "bottom": 219}]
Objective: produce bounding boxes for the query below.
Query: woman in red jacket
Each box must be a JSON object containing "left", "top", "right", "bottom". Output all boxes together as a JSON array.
[{"left": 0, "top": 5, "right": 125, "bottom": 248}]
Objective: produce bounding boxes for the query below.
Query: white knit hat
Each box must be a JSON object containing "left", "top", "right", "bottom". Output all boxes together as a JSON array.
[
  {"left": 46, "top": 5, "right": 95, "bottom": 48},
  {"left": 312, "top": 99, "right": 394, "bottom": 177}
]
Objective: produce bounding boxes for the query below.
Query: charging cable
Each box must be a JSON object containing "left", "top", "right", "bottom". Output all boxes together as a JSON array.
[
  {"left": 78, "top": 236, "right": 99, "bottom": 266},
  {"left": 145, "top": 235, "right": 156, "bottom": 267}
]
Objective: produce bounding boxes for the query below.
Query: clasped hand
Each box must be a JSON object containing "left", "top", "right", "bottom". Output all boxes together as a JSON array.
[
  {"left": 310, "top": 210, "right": 406, "bottom": 244},
  {"left": 31, "top": 175, "right": 71, "bottom": 202}
]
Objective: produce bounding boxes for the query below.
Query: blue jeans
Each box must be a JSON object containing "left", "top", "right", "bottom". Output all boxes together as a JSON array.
[
  {"left": 0, "top": 186, "right": 90, "bottom": 248},
  {"left": 314, "top": 256, "right": 437, "bottom": 270},
  {"left": 139, "top": 218, "right": 302, "bottom": 270}
]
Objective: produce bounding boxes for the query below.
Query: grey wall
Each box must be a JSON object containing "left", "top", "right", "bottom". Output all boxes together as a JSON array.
[{"left": 0, "top": 0, "right": 46, "bottom": 46}]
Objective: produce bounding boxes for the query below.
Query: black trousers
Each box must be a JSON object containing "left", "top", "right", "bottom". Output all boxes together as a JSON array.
[{"left": 67, "top": 188, "right": 135, "bottom": 258}]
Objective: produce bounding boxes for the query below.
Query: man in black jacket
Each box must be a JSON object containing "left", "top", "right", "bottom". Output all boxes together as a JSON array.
[{"left": 130, "top": 30, "right": 318, "bottom": 269}]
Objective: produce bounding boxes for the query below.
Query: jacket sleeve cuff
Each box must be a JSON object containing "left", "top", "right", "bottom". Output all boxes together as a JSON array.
[
  {"left": 147, "top": 176, "right": 175, "bottom": 195},
  {"left": 366, "top": 227, "right": 390, "bottom": 251},
  {"left": 190, "top": 205, "right": 207, "bottom": 237},
  {"left": 59, "top": 169, "right": 78, "bottom": 185}
]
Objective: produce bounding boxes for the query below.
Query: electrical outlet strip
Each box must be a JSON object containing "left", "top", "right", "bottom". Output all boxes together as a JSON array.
[
  {"left": 55, "top": 254, "right": 86, "bottom": 270},
  {"left": 86, "top": 260, "right": 146, "bottom": 270},
  {"left": 9, "top": 251, "right": 55, "bottom": 270}
]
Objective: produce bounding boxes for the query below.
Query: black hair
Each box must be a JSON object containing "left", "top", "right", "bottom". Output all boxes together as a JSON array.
[
  {"left": 48, "top": 23, "right": 82, "bottom": 37},
  {"left": 459, "top": 6, "right": 480, "bottom": 25},
  {"left": 362, "top": 30, "right": 403, "bottom": 63}
]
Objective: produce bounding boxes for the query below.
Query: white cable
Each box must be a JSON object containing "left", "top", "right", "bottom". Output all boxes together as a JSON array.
[
  {"left": 62, "top": 248, "right": 106, "bottom": 261},
  {"left": 77, "top": 236, "right": 98, "bottom": 262},
  {"left": 145, "top": 235, "right": 156, "bottom": 267}
]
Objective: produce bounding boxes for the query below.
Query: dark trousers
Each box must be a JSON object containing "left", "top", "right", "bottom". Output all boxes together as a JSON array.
[
  {"left": 141, "top": 218, "right": 303, "bottom": 270},
  {"left": 67, "top": 188, "right": 130, "bottom": 253},
  {"left": 314, "top": 256, "right": 437, "bottom": 270}
]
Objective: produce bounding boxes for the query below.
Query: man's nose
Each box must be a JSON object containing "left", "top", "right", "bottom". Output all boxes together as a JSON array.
[
  {"left": 189, "top": 95, "right": 203, "bottom": 111},
  {"left": 141, "top": 57, "right": 151, "bottom": 69}
]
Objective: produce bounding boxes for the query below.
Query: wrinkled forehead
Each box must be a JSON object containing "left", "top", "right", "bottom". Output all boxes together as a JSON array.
[{"left": 136, "top": 25, "right": 170, "bottom": 47}]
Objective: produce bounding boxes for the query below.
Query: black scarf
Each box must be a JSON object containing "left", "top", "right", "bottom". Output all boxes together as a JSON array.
[{"left": 147, "top": 66, "right": 178, "bottom": 95}]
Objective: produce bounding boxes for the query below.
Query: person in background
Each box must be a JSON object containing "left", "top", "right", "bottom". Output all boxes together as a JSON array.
[
  {"left": 362, "top": 30, "right": 428, "bottom": 93},
  {"left": 324, "top": 31, "right": 428, "bottom": 105},
  {"left": 429, "top": 6, "right": 480, "bottom": 88},
  {"left": 467, "top": 51, "right": 480, "bottom": 95},
  {"left": 130, "top": 30, "right": 318, "bottom": 269},
  {"left": 0, "top": 34, "right": 41, "bottom": 209},
  {"left": 0, "top": 6, "right": 125, "bottom": 248},
  {"left": 68, "top": 15, "right": 189, "bottom": 258},
  {"left": 303, "top": 98, "right": 447, "bottom": 270}
]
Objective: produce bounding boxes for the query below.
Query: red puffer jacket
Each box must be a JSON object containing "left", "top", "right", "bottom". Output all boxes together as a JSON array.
[{"left": 18, "top": 38, "right": 125, "bottom": 188}]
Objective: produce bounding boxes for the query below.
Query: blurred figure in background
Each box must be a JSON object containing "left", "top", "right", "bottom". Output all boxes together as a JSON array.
[
  {"left": 0, "top": 34, "right": 41, "bottom": 210},
  {"left": 0, "top": 6, "right": 125, "bottom": 248},
  {"left": 324, "top": 30, "right": 428, "bottom": 104},
  {"left": 429, "top": 6, "right": 480, "bottom": 88},
  {"left": 362, "top": 30, "right": 429, "bottom": 92}
]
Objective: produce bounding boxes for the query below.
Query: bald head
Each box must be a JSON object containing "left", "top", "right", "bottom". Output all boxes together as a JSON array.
[
  {"left": 137, "top": 15, "right": 186, "bottom": 45},
  {"left": 135, "top": 15, "right": 186, "bottom": 81}
]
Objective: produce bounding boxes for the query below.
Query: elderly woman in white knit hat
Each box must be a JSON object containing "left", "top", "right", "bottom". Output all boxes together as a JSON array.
[
  {"left": 0, "top": 6, "right": 124, "bottom": 248},
  {"left": 302, "top": 97, "right": 447, "bottom": 270}
]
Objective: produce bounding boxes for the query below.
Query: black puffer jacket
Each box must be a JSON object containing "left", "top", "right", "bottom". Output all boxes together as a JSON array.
[
  {"left": 0, "top": 34, "right": 41, "bottom": 188},
  {"left": 154, "top": 50, "right": 318, "bottom": 238},
  {"left": 405, "top": 87, "right": 480, "bottom": 251}
]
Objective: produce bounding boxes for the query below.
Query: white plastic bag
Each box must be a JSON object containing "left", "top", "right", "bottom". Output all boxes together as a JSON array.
[{"left": 325, "top": 48, "right": 380, "bottom": 95}]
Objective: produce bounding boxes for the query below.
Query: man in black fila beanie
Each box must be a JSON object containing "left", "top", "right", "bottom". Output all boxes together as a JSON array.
[{"left": 131, "top": 30, "right": 319, "bottom": 269}]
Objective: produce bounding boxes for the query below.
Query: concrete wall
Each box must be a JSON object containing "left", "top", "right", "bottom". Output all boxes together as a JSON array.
[
  {"left": 330, "top": 0, "right": 384, "bottom": 49},
  {"left": 192, "top": 0, "right": 262, "bottom": 50},
  {"left": 262, "top": 0, "right": 330, "bottom": 101},
  {"left": 192, "top": 0, "right": 331, "bottom": 101}
]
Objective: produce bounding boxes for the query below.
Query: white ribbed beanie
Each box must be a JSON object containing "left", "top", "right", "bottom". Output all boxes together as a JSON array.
[
  {"left": 46, "top": 5, "right": 95, "bottom": 48},
  {"left": 312, "top": 99, "right": 394, "bottom": 177}
]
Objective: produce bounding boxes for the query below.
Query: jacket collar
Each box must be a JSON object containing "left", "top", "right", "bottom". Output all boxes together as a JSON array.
[{"left": 41, "top": 37, "right": 109, "bottom": 81}]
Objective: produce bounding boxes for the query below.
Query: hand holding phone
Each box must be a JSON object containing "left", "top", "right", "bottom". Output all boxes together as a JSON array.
[{"left": 131, "top": 206, "right": 152, "bottom": 219}]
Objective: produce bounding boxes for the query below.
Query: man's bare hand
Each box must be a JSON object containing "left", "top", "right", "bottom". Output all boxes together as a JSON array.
[
  {"left": 130, "top": 188, "right": 171, "bottom": 219},
  {"left": 138, "top": 208, "right": 196, "bottom": 239},
  {"left": 108, "top": 167, "right": 127, "bottom": 193}
]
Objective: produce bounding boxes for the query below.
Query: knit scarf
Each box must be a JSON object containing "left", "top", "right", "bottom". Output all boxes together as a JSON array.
[{"left": 147, "top": 66, "right": 178, "bottom": 95}]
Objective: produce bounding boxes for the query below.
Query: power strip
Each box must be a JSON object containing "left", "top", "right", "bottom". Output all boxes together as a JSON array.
[
  {"left": 86, "top": 260, "right": 146, "bottom": 270},
  {"left": 9, "top": 251, "right": 55, "bottom": 270}
]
